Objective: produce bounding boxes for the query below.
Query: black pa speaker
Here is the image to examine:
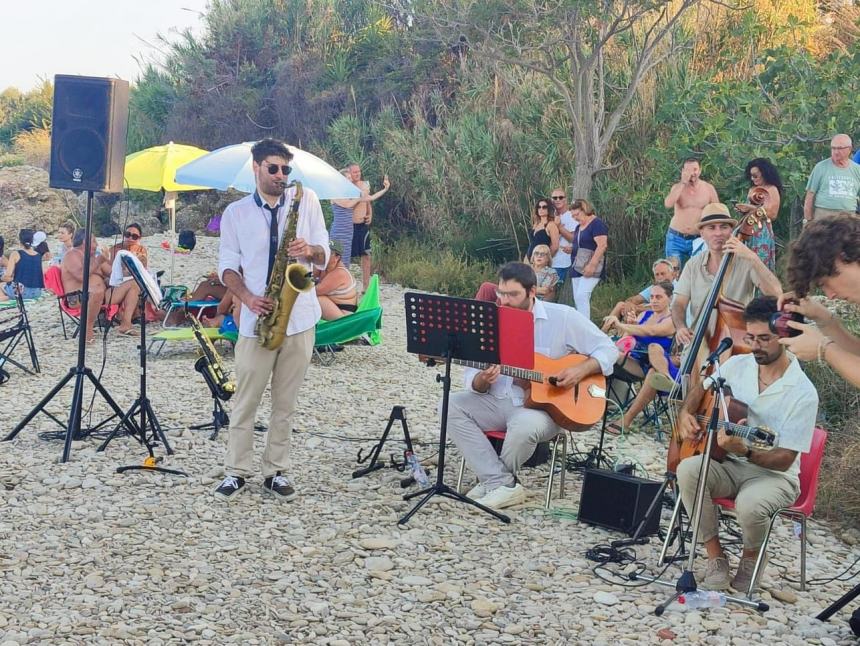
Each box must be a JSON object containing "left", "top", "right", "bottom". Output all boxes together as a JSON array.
[
  {"left": 49, "top": 75, "right": 129, "bottom": 193},
  {"left": 578, "top": 468, "right": 662, "bottom": 537}
]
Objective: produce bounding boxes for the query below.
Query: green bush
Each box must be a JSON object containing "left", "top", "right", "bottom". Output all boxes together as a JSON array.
[
  {"left": 374, "top": 237, "right": 495, "bottom": 297},
  {"left": 0, "top": 152, "right": 24, "bottom": 168}
]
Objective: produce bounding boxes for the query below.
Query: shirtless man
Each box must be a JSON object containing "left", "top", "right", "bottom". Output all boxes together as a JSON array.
[
  {"left": 664, "top": 158, "right": 719, "bottom": 268},
  {"left": 61, "top": 230, "right": 140, "bottom": 342},
  {"left": 349, "top": 163, "right": 389, "bottom": 292}
]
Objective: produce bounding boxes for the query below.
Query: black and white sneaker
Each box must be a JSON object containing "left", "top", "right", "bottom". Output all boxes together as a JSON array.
[
  {"left": 262, "top": 472, "right": 297, "bottom": 500},
  {"left": 214, "top": 475, "right": 245, "bottom": 501}
]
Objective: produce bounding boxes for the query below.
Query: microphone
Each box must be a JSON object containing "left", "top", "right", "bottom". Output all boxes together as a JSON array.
[{"left": 702, "top": 337, "right": 733, "bottom": 367}]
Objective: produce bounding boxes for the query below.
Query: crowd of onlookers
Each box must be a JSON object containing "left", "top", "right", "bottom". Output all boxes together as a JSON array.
[
  {"left": 515, "top": 133, "right": 860, "bottom": 431},
  {"left": 0, "top": 133, "right": 857, "bottom": 370}
]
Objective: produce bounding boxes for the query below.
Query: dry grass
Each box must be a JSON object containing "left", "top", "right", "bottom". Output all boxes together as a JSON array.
[
  {"left": 806, "top": 300, "right": 860, "bottom": 525},
  {"left": 13, "top": 128, "right": 50, "bottom": 170}
]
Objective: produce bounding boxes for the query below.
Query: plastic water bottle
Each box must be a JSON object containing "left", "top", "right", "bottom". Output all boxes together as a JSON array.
[
  {"left": 406, "top": 452, "right": 429, "bottom": 487},
  {"left": 679, "top": 590, "right": 727, "bottom": 609}
]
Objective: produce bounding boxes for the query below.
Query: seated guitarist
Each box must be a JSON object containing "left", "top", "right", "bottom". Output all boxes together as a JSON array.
[
  {"left": 676, "top": 296, "right": 818, "bottom": 593},
  {"left": 447, "top": 262, "right": 618, "bottom": 510}
]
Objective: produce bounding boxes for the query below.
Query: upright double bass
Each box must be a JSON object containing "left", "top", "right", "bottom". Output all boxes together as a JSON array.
[{"left": 666, "top": 206, "right": 768, "bottom": 473}]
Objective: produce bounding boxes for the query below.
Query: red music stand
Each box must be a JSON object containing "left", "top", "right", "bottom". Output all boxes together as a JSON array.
[{"left": 401, "top": 292, "right": 513, "bottom": 525}]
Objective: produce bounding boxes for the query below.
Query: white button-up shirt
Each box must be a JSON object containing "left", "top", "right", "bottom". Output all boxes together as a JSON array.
[
  {"left": 218, "top": 187, "right": 330, "bottom": 338},
  {"left": 704, "top": 352, "right": 818, "bottom": 480},
  {"left": 464, "top": 299, "right": 619, "bottom": 405}
]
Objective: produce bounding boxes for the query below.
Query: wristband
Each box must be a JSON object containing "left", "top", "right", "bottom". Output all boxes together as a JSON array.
[{"left": 818, "top": 337, "right": 834, "bottom": 364}]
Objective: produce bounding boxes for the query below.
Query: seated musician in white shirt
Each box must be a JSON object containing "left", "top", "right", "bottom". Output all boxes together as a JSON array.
[
  {"left": 447, "top": 262, "right": 618, "bottom": 511},
  {"left": 676, "top": 296, "right": 818, "bottom": 593}
]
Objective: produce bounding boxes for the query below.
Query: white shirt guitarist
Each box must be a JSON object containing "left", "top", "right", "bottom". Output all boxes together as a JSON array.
[
  {"left": 675, "top": 295, "right": 818, "bottom": 593},
  {"left": 447, "top": 262, "right": 618, "bottom": 511}
]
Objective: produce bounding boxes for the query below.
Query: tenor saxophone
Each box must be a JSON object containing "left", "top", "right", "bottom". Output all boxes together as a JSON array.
[
  {"left": 255, "top": 181, "right": 314, "bottom": 350},
  {"left": 188, "top": 312, "right": 236, "bottom": 400}
]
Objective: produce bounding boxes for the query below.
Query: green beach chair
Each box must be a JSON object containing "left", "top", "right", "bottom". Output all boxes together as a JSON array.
[{"left": 314, "top": 274, "right": 383, "bottom": 364}]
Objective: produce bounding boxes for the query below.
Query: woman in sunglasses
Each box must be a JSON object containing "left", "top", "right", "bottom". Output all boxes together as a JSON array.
[
  {"left": 108, "top": 223, "right": 148, "bottom": 268},
  {"left": 524, "top": 198, "right": 559, "bottom": 262}
]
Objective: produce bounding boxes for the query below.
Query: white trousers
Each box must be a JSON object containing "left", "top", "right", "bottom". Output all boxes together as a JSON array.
[{"left": 572, "top": 276, "right": 601, "bottom": 320}]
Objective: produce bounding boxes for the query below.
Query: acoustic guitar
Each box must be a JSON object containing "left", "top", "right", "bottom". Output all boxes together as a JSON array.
[
  {"left": 424, "top": 353, "right": 607, "bottom": 431},
  {"left": 669, "top": 395, "right": 778, "bottom": 473}
]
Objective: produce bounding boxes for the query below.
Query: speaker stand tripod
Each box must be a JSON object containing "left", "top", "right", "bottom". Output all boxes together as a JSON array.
[{"left": 2, "top": 191, "right": 136, "bottom": 462}]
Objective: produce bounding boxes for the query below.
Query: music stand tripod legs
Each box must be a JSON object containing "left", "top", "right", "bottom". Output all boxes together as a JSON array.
[
  {"left": 399, "top": 352, "right": 510, "bottom": 525},
  {"left": 630, "top": 365, "right": 767, "bottom": 614},
  {"left": 96, "top": 289, "right": 184, "bottom": 477}
]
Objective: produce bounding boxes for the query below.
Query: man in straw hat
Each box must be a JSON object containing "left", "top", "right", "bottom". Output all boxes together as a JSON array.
[{"left": 671, "top": 203, "right": 782, "bottom": 348}]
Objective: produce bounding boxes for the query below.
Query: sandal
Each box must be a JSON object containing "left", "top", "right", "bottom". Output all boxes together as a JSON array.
[
  {"left": 117, "top": 328, "right": 140, "bottom": 337},
  {"left": 646, "top": 372, "right": 675, "bottom": 393},
  {"left": 605, "top": 422, "right": 623, "bottom": 436}
]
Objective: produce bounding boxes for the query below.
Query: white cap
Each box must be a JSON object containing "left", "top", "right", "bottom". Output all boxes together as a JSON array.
[{"left": 32, "top": 231, "right": 47, "bottom": 246}]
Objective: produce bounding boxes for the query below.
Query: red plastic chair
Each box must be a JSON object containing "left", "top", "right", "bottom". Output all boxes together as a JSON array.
[
  {"left": 43, "top": 266, "right": 119, "bottom": 339},
  {"left": 714, "top": 426, "right": 828, "bottom": 597}
]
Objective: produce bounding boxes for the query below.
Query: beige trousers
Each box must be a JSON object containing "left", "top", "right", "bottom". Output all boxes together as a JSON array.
[
  {"left": 225, "top": 329, "right": 314, "bottom": 479},
  {"left": 677, "top": 454, "right": 798, "bottom": 550}
]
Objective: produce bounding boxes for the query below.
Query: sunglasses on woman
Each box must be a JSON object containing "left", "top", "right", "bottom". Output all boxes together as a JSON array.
[{"left": 123, "top": 232, "right": 141, "bottom": 240}]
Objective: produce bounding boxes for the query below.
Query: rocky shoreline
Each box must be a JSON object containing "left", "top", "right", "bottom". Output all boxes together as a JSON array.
[{"left": 1, "top": 236, "right": 858, "bottom": 644}]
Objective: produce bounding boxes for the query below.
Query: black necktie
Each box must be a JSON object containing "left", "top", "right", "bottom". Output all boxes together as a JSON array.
[{"left": 265, "top": 203, "right": 279, "bottom": 283}]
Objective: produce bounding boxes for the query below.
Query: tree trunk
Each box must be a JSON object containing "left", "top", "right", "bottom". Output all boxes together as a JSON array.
[{"left": 571, "top": 148, "right": 596, "bottom": 200}]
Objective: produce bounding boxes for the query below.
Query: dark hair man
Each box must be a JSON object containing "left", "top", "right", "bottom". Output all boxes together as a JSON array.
[
  {"left": 445, "top": 261, "right": 618, "bottom": 510},
  {"left": 214, "top": 138, "right": 330, "bottom": 501},
  {"left": 780, "top": 214, "right": 860, "bottom": 388},
  {"left": 676, "top": 296, "right": 818, "bottom": 593}
]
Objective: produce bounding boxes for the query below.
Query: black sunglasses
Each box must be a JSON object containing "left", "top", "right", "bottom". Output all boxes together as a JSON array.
[
  {"left": 551, "top": 195, "right": 565, "bottom": 200},
  {"left": 537, "top": 204, "right": 550, "bottom": 209},
  {"left": 123, "top": 232, "right": 141, "bottom": 240},
  {"left": 264, "top": 163, "right": 292, "bottom": 176}
]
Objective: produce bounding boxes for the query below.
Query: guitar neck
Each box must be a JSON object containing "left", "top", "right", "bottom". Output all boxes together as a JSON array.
[
  {"left": 452, "top": 358, "right": 543, "bottom": 384},
  {"left": 695, "top": 415, "right": 758, "bottom": 441}
]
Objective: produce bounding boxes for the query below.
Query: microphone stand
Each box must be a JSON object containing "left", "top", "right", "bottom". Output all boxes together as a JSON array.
[{"left": 630, "top": 356, "right": 768, "bottom": 614}]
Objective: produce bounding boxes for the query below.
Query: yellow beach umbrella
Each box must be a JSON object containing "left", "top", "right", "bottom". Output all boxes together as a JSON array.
[
  {"left": 124, "top": 142, "right": 210, "bottom": 283},
  {"left": 124, "top": 141, "right": 210, "bottom": 192}
]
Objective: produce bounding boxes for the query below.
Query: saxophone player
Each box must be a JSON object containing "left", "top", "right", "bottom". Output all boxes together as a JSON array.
[{"left": 214, "top": 138, "right": 329, "bottom": 501}]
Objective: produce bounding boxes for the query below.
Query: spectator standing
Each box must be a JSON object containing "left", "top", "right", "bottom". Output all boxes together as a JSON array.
[
  {"left": 348, "top": 163, "right": 390, "bottom": 292},
  {"left": 549, "top": 189, "right": 577, "bottom": 283},
  {"left": 569, "top": 199, "right": 608, "bottom": 320},
  {"left": 525, "top": 198, "right": 559, "bottom": 261},
  {"left": 734, "top": 158, "right": 783, "bottom": 270},
  {"left": 664, "top": 158, "right": 720, "bottom": 268},
  {"left": 804, "top": 133, "right": 860, "bottom": 223}
]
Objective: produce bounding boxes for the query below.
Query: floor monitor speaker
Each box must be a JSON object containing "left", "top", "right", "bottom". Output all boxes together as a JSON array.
[{"left": 578, "top": 467, "right": 662, "bottom": 537}]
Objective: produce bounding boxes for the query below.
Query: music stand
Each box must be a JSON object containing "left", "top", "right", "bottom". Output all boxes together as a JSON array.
[
  {"left": 3, "top": 192, "right": 137, "bottom": 462},
  {"left": 399, "top": 292, "right": 511, "bottom": 526},
  {"left": 97, "top": 252, "right": 185, "bottom": 477}
]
